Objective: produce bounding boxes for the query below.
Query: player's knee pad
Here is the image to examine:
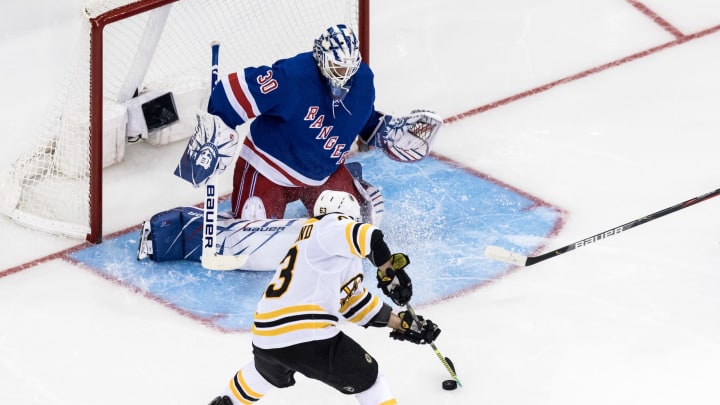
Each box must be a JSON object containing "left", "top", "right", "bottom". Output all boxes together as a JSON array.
[
  {"left": 240, "top": 196, "right": 267, "bottom": 220},
  {"left": 353, "top": 372, "right": 395, "bottom": 405}
]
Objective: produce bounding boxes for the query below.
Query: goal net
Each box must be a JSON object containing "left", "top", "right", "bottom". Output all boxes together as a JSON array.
[{"left": 0, "top": 0, "right": 369, "bottom": 243}]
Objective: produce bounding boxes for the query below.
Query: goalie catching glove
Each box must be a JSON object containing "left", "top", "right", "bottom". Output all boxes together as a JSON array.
[
  {"left": 361, "top": 109, "right": 443, "bottom": 162},
  {"left": 390, "top": 311, "right": 441, "bottom": 345},
  {"left": 376, "top": 253, "right": 413, "bottom": 306}
]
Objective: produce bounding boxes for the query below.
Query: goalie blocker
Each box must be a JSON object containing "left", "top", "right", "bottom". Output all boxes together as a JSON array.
[{"left": 174, "top": 110, "right": 240, "bottom": 188}]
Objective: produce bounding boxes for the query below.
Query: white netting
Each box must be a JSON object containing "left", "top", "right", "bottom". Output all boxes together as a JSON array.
[{"left": 0, "top": 0, "right": 361, "bottom": 240}]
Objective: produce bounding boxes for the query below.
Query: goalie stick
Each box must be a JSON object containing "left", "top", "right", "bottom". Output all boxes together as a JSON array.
[
  {"left": 405, "top": 303, "right": 463, "bottom": 387},
  {"left": 485, "top": 186, "right": 720, "bottom": 267},
  {"left": 200, "top": 41, "right": 248, "bottom": 271}
]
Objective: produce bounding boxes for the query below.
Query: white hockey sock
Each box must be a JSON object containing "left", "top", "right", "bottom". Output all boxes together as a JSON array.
[
  {"left": 223, "top": 360, "right": 274, "bottom": 405},
  {"left": 353, "top": 372, "right": 396, "bottom": 405}
]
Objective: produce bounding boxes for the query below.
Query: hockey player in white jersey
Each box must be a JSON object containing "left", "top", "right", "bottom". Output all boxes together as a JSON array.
[{"left": 207, "top": 190, "right": 441, "bottom": 405}]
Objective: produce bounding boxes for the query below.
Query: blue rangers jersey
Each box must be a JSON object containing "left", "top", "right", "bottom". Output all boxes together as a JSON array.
[
  {"left": 251, "top": 214, "right": 385, "bottom": 349},
  {"left": 208, "top": 52, "right": 383, "bottom": 187}
]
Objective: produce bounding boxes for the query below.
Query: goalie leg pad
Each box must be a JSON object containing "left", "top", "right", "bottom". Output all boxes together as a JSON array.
[
  {"left": 179, "top": 207, "right": 204, "bottom": 261},
  {"left": 143, "top": 206, "right": 205, "bottom": 262},
  {"left": 146, "top": 208, "right": 186, "bottom": 262}
]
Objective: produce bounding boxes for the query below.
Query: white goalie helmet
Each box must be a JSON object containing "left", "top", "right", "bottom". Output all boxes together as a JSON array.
[
  {"left": 313, "top": 190, "right": 361, "bottom": 221},
  {"left": 312, "top": 24, "right": 361, "bottom": 98}
]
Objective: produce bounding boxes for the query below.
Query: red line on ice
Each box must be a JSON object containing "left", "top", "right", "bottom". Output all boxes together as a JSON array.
[
  {"left": 626, "top": 0, "right": 684, "bottom": 39},
  {"left": 445, "top": 23, "right": 720, "bottom": 124}
]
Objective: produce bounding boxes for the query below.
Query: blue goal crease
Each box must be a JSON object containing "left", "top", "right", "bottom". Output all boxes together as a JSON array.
[{"left": 68, "top": 150, "right": 563, "bottom": 332}]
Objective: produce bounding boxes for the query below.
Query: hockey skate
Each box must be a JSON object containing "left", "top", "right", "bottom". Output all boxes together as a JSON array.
[
  {"left": 207, "top": 396, "right": 233, "bottom": 405},
  {"left": 136, "top": 221, "right": 153, "bottom": 260}
]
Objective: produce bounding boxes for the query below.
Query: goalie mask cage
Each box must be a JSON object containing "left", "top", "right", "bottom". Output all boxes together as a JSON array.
[{"left": 0, "top": 0, "right": 369, "bottom": 243}]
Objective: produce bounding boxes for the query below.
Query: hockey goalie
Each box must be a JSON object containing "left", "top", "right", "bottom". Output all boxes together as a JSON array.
[
  {"left": 137, "top": 24, "right": 442, "bottom": 271},
  {"left": 137, "top": 106, "right": 441, "bottom": 271}
]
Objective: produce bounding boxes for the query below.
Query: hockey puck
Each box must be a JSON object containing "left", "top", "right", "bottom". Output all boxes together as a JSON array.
[
  {"left": 442, "top": 379, "right": 458, "bottom": 390},
  {"left": 442, "top": 357, "right": 459, "bottom": 390}
]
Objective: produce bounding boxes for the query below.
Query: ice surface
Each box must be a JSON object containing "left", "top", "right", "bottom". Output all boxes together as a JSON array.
[{"left": 2, "top": 1, "right": 720, "bottom": 404}]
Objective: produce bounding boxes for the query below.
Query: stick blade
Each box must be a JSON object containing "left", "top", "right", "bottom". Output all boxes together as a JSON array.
[
  {"left": 484, "top": 245, "right": 528, "bottom": 266},
  {"left": 201, "top": 253, "right": 249, "bottom": 271}
]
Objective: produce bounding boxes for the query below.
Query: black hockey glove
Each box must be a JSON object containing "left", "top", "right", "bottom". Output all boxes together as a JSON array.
[
  {"left": 376, "top": 253, "right": 413, "bottom": 306},
  {"left": 389, "top": 311, "right": 441, "bottom": 345}
]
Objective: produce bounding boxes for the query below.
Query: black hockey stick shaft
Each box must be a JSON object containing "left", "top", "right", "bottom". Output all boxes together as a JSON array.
[{"left": 486, "top": 187, "right": 720, "bottom": 266}]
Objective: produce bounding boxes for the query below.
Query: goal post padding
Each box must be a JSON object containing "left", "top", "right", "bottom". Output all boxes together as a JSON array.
[{"left": 0, "top": 0, "right": 369, "bottom": 243}]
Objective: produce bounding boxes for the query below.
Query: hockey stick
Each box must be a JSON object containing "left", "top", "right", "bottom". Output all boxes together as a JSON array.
[
  {"left": 405, "top": 303, "right": 462, "bottom": 387},
  {"left": 200, "top": 41, "right": 248, "bottom": 271},
  {"left": 485, "top": 187, "right": 720, "bottom": 267}
]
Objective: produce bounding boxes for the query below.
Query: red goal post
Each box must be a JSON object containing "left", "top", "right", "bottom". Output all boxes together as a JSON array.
[{"left": 0, "top": 0, "right": 369, "bottom": 243}]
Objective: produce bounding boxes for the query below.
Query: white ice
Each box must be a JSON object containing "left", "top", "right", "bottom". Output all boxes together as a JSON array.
[{"left": 1, "top": 1, "right": 720, "bottom": 404}]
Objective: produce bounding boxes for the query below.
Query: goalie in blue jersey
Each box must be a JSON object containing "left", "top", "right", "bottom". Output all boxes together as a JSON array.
[
  {"left": 178, "top": 24, "right": 442, "bottom": 225},
  {"left": 142, "top": 24, "right": 442, "bottom": 269}
]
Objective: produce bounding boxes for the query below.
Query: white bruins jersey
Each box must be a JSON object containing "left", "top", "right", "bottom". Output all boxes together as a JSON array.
[{"left": 251, "top": 214, "right": 385, "bottom": 349}]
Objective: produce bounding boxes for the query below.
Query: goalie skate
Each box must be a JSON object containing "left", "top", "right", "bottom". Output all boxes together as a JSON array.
[{"left": 136, "top": 221, "right": 153, "bottom": 260}]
